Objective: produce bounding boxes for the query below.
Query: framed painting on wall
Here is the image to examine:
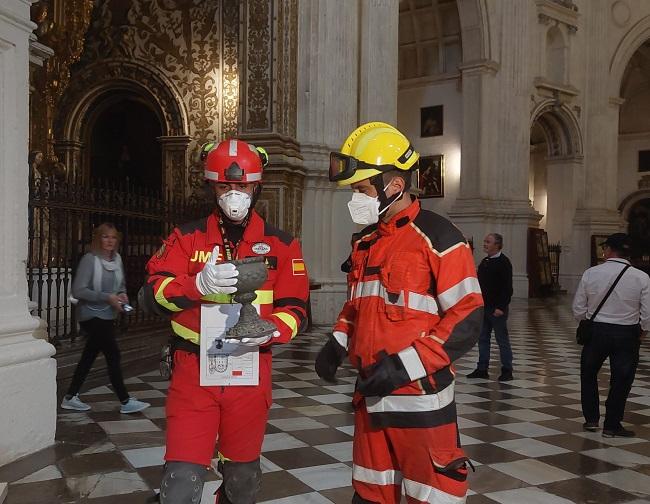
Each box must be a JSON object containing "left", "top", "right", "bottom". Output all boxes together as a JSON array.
[
  {"left": 590, "top": 234, "right": 609, "bottom": 266},
  {"left": 418, "top": 155, "right": 444, "bottom": 198},
  {"left": 420, "top": 105, "right": 443, "bottom": 137}
]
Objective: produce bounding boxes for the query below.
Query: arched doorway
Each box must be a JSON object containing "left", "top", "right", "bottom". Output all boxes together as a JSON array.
[
  {"left": 529, "top": 103, "right": 582, "bottom": 241},
  {"left": 528, "top": 102, "right": 583, "bottom": 294},
  {"left": 88, "top": 96, "right": 163, "bottom": 192}
]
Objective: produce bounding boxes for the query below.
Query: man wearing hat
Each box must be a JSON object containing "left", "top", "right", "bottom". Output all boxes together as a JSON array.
[{"left": 573, "top": 233, "right": 650, "bottom": 438}]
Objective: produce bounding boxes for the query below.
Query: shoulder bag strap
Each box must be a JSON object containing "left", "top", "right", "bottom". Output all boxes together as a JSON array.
[{"left": 589, "top": 264, "right": 631, "bottom": 321}]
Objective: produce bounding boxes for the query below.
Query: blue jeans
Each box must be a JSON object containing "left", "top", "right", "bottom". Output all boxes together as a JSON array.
[{"left": 477, "top": 307, "right": 513, "bottom": 371}]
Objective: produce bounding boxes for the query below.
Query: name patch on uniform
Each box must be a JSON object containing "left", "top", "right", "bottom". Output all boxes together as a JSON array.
[
  {"left": 190, "top": 247, "right": 223, "bottom": 263},
  {"left": 292, "top": 258, "right": 306, "bottom": 276},
  {"left": 252, "top": 242, "right": 271, "bottom": 255}
]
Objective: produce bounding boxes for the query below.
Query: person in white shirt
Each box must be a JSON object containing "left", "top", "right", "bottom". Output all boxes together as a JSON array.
[{"left": 573, "top": 233, "right": 650, "bottom": 438}]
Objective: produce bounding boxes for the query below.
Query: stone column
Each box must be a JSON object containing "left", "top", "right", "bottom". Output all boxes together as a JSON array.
[
  {"left": 237, "top": 0, "right": 305, "bottom": 238},
  {"left": 298, "top": 0, "right": 399, "bottom": 324},
  {"left": 545, "top": 157, "right": 584, "bottom": 292},
  {"left": 0, "top": 0, "right": 57, "bottom": 467},
  {"left": 450, "top": 0, "right": 541, "bottom": 297},
  {"left": 568, "top": 3, "right": 622, "bottom": 285}
]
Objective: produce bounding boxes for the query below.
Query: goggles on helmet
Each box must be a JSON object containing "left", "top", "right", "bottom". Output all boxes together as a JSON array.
[
  {"left": 329, "top": 152, "right": 394, "bottom": 182},
  {"left": 329, "top": 143, "right": 417, "bottom": 183}
]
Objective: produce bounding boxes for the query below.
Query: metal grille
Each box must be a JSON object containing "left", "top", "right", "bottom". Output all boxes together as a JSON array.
[
  {"left": 27, "top": 173, "right": 208, "bottom": 343},
  {"left": 548, "top": 242, "right": 562, "bottom": 290}
]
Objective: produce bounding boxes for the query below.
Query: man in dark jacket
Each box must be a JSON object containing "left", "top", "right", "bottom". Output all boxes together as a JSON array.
[{"left": 468, "top": 233, "right": 514, "bottom": 381}]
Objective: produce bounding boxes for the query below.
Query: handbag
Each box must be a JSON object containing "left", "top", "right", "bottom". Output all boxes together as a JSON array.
[{"left": 576, "top": 264, "right": 630, "bottom": 345}]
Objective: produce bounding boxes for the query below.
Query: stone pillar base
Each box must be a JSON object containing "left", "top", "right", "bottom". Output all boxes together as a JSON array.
[
  {"left": 309, "top": 281, "right": 348, "bottom": 327},
  {"left": 0, "top": 317, "right": 56, "bottom": 467}
]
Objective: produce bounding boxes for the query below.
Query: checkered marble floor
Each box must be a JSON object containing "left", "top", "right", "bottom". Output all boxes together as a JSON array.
[{"left": 3, "top": 297, "right": 650, "bottom": 503}]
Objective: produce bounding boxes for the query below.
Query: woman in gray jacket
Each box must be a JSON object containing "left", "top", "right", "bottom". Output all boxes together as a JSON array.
[{"left": 61, "top": 222, "right": 150, "bottom": 414}]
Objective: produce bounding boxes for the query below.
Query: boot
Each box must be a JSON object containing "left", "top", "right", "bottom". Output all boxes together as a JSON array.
[
  {"left": 467, "top": 368, "right": 489, "bottom": 379},
  {"left": 498, "top": 367, "right": 513, "bottom": 381}
]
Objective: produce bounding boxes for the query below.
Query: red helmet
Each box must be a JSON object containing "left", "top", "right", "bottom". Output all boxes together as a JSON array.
[{"left": 204, "top": 139, "right": 263, "bottom": 183}]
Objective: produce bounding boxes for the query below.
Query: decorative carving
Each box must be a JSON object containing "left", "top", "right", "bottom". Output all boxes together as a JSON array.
[
  {"left": 550, "top": 0, "right": 577, "bottom": 11},
  {"left": 29, "top": 0, "right": 94, "bottom": 159},
  {"left": 222, "top": 0, "right": 240, "bottom": 138},
  {"left": 244, "top": 0, "right": 272, "bottom": 131},
  {"left": 536, "top": 0, "right": 578, "bottom": 33},
  {"left": 275, "top": 0, "right": 299, "bottom": 138},
  {"left": 611, "top": 1, "right": 632, "bottom": 28}
]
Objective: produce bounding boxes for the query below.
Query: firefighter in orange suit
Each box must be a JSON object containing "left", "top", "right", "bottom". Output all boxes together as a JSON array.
[
  {"left": 144, "top": 139, "right": 309, "bottom": 504},
  {"left": 315, "top": 122, "right": 484, "bottom": 504}
]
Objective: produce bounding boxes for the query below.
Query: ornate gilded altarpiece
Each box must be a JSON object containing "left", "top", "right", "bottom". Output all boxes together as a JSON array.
[{"left": 29, "top": 0, "right": 303, "bottom": 238}]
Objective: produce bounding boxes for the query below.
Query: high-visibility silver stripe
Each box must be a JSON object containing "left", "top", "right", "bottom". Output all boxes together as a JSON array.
[
  {"left": 403, "top": 478, "right": 466, "bottom": 503},
  {"left": 351, "top": 280, "right": 383, "bottom": 300},
  {"left": 351, "top": 280, "right": 438, "bottom": 315},
  {"left": 332, "top": 330, "right": 349, "bottom": 350},
  {"left": 365, "top": 382, "right": 455, "bottom": 413},
  {"left": 398, "top": 346, "right": 427, "bottom": 381},
  {"left": 352, "top": 465, "right": 402, "bottom": 486},
  {"left": 408, "top": 291, "right": 439, "bottom": 315},
  {"left": 205, "top": 170, "right": 261, "bottom": 182},
  {"left": 245, "top": 172, "right": 262, "bottom": 182},
  {"left": 437, "top": 277, "right": 481, "bottom": 312},
  {"left": 229, "top": 139, "right": 238, "bottom": 156}
]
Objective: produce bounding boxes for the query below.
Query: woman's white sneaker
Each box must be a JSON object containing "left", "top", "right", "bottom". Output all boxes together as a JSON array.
[
  {"left": 120, "top": 398, "right": 150, "bottom": 414},
  {"left": 61, "top": 394, "right": 91, "bottom": 411}
]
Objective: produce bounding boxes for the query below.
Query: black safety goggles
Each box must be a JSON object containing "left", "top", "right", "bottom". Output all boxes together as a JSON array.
[{"left": 329, "top": 145, "right": 416, "bottom": 182}]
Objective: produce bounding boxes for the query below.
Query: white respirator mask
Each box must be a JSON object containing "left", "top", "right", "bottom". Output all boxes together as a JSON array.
[
  {"left": 347, "top": 182, "right": 401, "bottom": 225},
  {"left": 218, "top": 190, "right": 252, "bottom": 221}
]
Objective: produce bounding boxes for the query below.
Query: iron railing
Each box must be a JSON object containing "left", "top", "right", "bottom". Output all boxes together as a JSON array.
[{"left": 28, "top": 173, "right": 209, "bottom": 343}]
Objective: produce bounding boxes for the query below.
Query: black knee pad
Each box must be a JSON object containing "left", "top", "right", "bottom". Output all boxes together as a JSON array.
[
  {"left": 218, "top": 459, "right": 261, "bottom": 504},
  {"left": 159, "top": 461, "right": 207, "bottom": 504}
]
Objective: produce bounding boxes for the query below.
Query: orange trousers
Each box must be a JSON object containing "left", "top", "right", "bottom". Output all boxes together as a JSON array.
[{"left": 352, "top": 406, "right": 468, "bottom": 503}]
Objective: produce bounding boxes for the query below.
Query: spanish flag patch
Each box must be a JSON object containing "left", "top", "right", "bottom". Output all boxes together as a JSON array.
[{"left": 292, "top": 258, "right": 306, "bottom": 276}]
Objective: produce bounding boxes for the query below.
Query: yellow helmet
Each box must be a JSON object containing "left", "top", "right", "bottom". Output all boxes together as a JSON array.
[{"left": 329, "top": 122, "right": 419, "bottom": 186}]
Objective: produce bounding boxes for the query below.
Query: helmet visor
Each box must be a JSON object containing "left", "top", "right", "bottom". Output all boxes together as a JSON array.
[{"left": 329, "top": 152, "right": 400, "bottom": 182}]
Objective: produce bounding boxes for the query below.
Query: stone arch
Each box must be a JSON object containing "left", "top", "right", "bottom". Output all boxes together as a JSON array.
[
  {"left": 456, "top": 0, "right": 491, "bottom": 63},
  {"left": 53, "top": 59, "right": 191, "bottom": 193},
  {"left": 55, "top": 59, "right": 188, "bottom": 141},
  {"left": 619, "top": 189, "right": 650, "bottom": 220},
  {"left": 530, "top": 100, "right": 583, "bottom": 159},
  {"left": 610, "top": 15, "right": 650, "bottom": 97}
]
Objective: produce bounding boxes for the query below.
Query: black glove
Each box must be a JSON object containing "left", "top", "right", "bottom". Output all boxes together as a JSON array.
[
  {"left": 315, "top": 334, "right": 347, "bottom": 383},
  {"left": 357, "top": 353, "right": 411, "bottom": 397}
]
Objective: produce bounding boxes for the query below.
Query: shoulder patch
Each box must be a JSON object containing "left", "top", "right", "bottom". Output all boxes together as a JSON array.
[
  {"left": 412, "top": 210, "right": 466, "bottom": 253},
  {"left": 178, "top": 217, "right": 208, "bottom": 235},
  {"left": 263, "top": 222, "right": 294, "bottom": 246}
]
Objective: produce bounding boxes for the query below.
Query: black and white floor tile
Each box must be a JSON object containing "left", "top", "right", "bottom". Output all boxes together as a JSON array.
[{"left": 3, "top": 298, "right": 650, "bottom": 503}]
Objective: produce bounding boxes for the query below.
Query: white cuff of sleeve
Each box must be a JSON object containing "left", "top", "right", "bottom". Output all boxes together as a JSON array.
[
  {"left": 332, "top": 331, "right": 349, "bottom": 351},
  {"left": 398, "top": 346, "right": 427, "bottom": 381}
]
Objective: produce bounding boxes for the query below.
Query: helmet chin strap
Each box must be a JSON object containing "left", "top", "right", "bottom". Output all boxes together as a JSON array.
[{"left": 370, "top": 174, "right": 403, "bottom": 216}]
